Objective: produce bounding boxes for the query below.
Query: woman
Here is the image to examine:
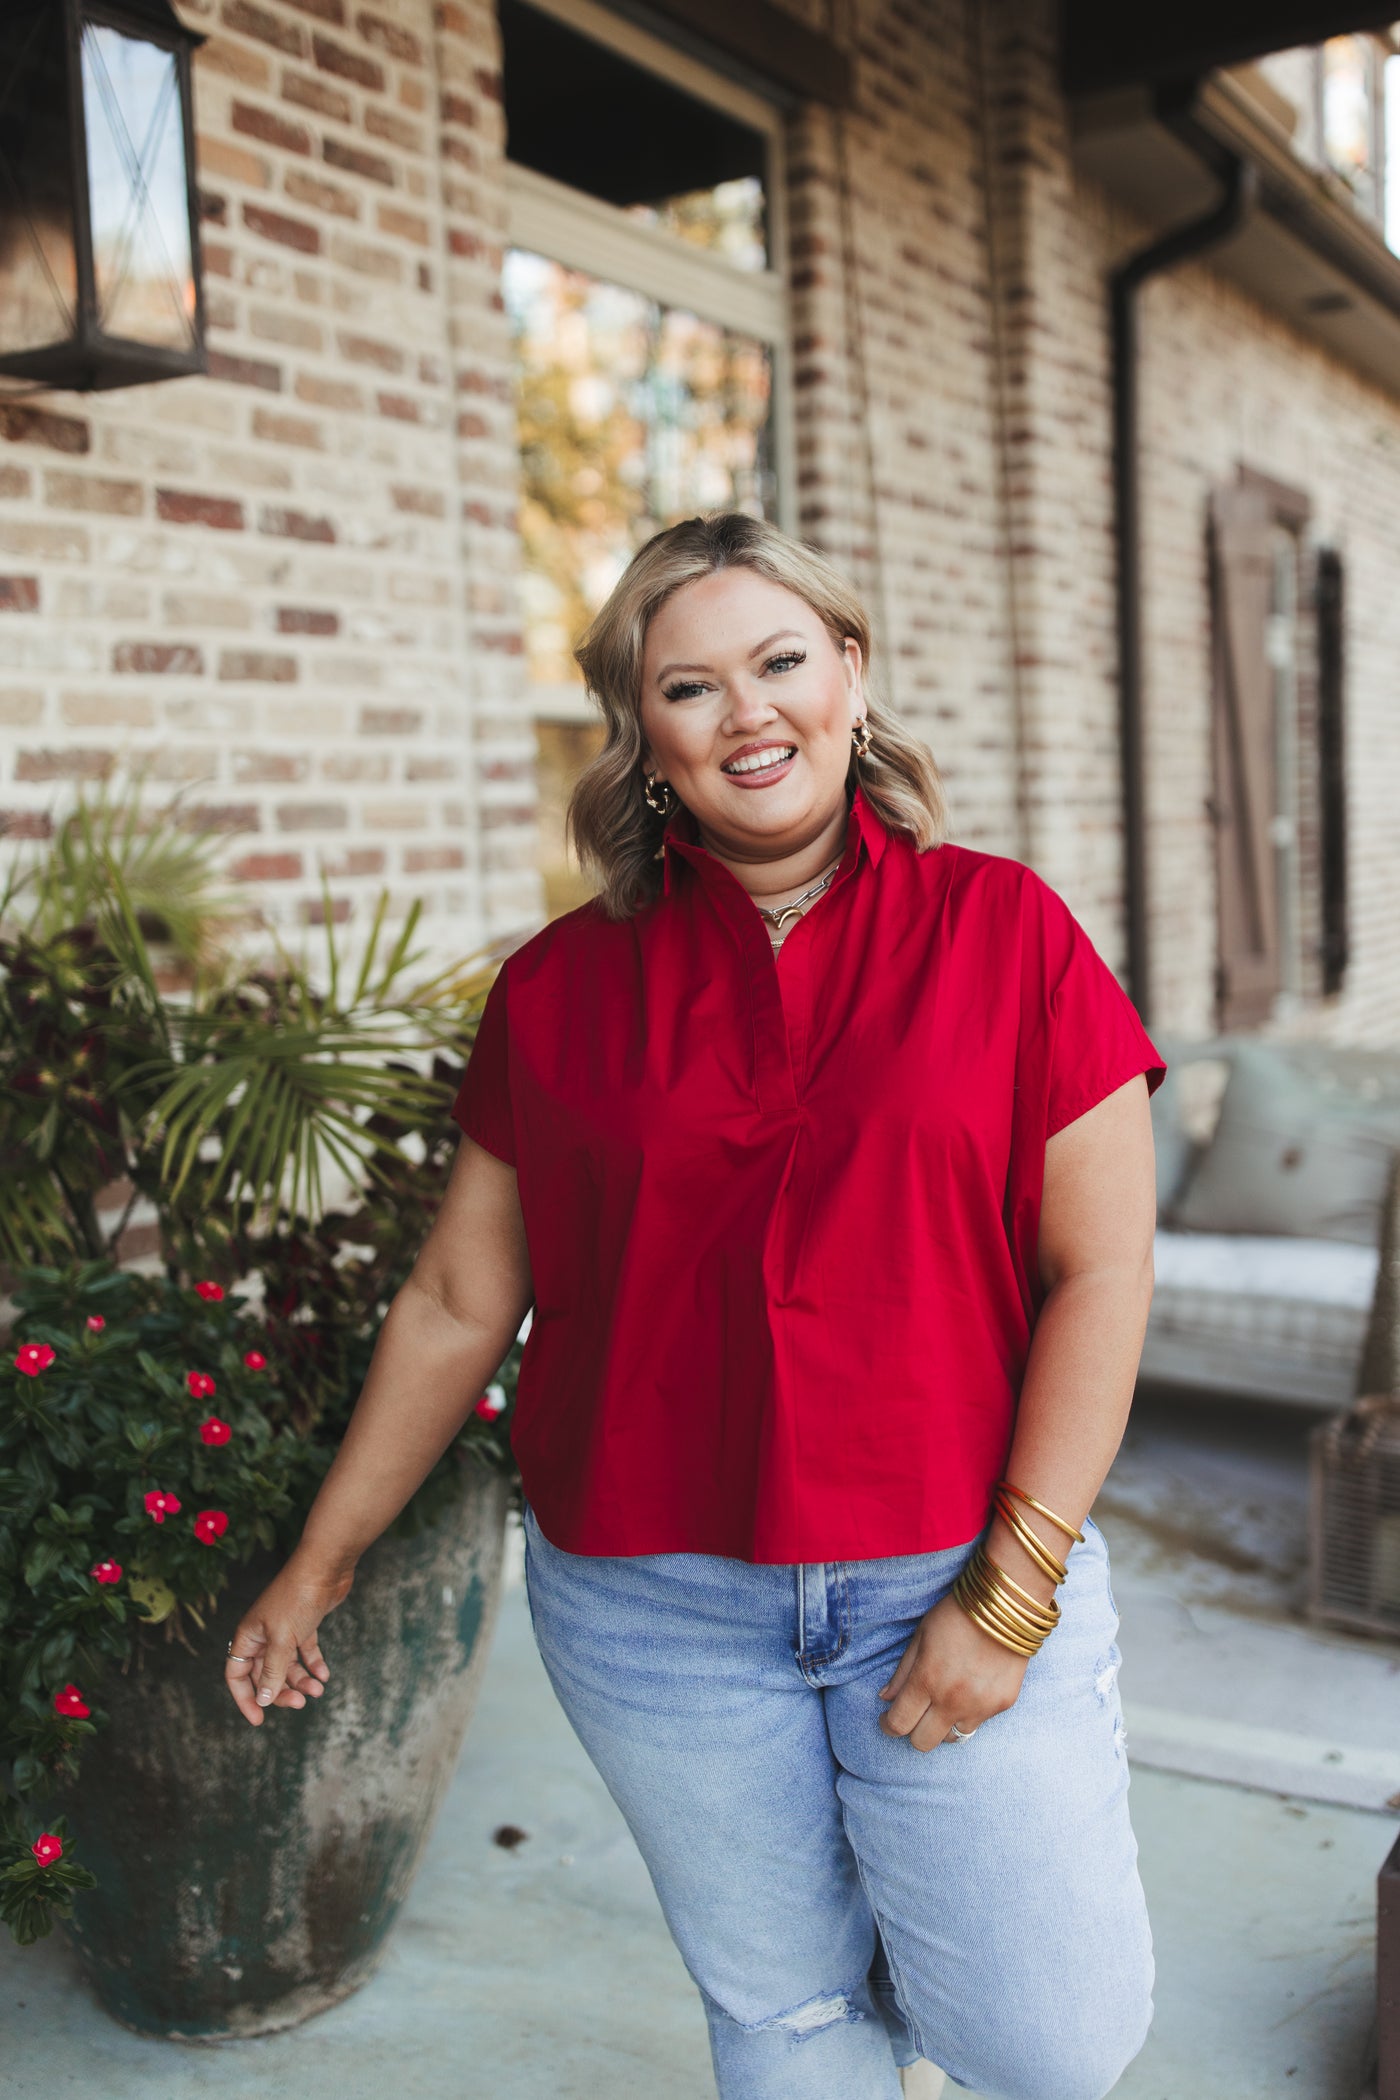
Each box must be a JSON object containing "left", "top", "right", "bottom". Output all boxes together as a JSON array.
[{"left": 225, "top": 513, "right": 1163, "bottom": 2100}]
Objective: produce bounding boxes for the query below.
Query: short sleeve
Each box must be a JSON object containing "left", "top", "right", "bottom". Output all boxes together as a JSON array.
[
  {"left": 451, "top": 965, "right": 516, "bottom": 1165},
  {"left": 1034, "top": 876, "right": 1167, "bottom": 1139}
]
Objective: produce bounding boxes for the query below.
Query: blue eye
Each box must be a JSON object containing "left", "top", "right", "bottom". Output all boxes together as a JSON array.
[{"left": 661, "top": 650, "right": 806, "bottom": 702}]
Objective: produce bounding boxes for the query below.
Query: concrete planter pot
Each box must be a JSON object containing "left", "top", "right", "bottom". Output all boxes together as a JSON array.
[{"left": 55, "top": 1456, "right": 511, "bottom": 2040}]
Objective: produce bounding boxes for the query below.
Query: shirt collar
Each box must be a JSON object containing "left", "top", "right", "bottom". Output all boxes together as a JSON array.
[{"left": 659, "top": 782, "right": 889, "bottom": 899}]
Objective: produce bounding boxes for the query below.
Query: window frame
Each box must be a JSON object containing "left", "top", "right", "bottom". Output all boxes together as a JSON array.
[{"left": 502, "top": 0, "right": 796, "bottom": 722}]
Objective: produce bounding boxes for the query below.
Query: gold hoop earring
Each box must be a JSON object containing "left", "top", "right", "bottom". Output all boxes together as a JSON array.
[
  {"left": 851, "top": 718, "right": 872, "bottom": 760},
  {"left": 643, "top": 773, "right": 675, "bottom": 816}
]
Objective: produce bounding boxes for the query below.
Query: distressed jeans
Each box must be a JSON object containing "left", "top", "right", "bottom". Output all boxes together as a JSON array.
[{"left": 522, "top": 1503, "right": 1154, "bottom": 2100}]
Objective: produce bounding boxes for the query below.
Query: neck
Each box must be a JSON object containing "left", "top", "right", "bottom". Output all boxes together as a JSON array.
[{"left": 696, "top": 794, "right": 851, "bottom": 903}]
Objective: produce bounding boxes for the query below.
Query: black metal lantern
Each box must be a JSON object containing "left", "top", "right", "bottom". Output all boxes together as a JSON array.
[{"left": 0, "top": 0, "right": 207, "bottom": 391}]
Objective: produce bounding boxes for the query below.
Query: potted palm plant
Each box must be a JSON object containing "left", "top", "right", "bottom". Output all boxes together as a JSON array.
[{"left": 0, "top": 791, "right": 522, "bottom": 2036}]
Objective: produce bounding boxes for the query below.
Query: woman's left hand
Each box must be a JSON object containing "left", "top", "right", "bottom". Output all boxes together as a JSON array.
[{"left": 877, "top": 1590, "right": 1031, "bottom": 1750}]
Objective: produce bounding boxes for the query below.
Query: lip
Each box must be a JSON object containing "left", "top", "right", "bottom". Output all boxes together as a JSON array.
[{"left": 720, "top": 741, "right": 797, "bottom": 789}]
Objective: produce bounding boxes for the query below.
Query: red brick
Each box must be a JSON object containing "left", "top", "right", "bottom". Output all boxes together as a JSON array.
[
  {"left": 284, "top": 170, "right": 359, "bottom": 218},
  {"left": 0, "top": 809, "right": 54, "bottom": 839},
  {"left": 294, "top": 373, "right": 365, "bottom": 412},
  {"left": 474, "top": 66, "right": 502, "bottom": 102},
  {"left": 252, "top": 408, "right": 324, "bottom": 449},
  {"left": 321, "top": 846, "right": 384, "bottom": 876},
  {"left": 389, "top": 484, "right": 444, "bottom": 516},
  {"left": 403, "top": 845, "right": 465, "bottom": 873},
  {"left": 282, "top": 0, "right": 344, "bottom": 21},
  {"left": 0, "top": 465, "right": 31, "bottom": 497},
  {"left": 218, "top": 649, "right": 298, "bottom": 681},
  {"left": 0, "top": 405, "right": 89, "bottom": 454},
  {"left": 377, "top": 392, "right": 420, "bottom": 422},
  {"left": 232, "top": 99, "right": 312, "bottom": 153},
  {"left": 243, "top": 202, "right": 321, "bottom": 254},
  {"left": 0, "top": 578, "right": 39, "bottom": 612},
  {"left": 377, "top": 204, "right": 428, "bottom": 245},
  {"left": 203, "top": 240, "right": 235, "bottom": 278},
  {"left": 16, "top": 748, "right": 116, "bottom": 782},
  {"left": 180, "top": 803, "right": 260, "bottom": 834},
  {"left": 302, "top": 895, "right": 352, "bottom": 925},
  {"left": 311, "top": 31, "right": 383, "bottom": 88},
  {"left": 259, "top": 505, "right": 336, "bottom": 542},
  {"left": 276, "top": 605, "right": 339, "bottom": 634},
  {"left": 359, "top": 705, "right": 421, "bottom": 735},
  {"left": 231, "top": 850, "right": 304, "bottom": 880},
  {"left": 323, "top": 137, "right": 395, "bottom": 186},
  {"left": 280, "top": 67, "right": 352, "bottom": 121},
  {"left": 338, "top": 331, "right": 403, "bottom": 372},
  {"left": 207, "top": 349, "right": 283, "bottom": 392},
  {"left": 113, "top": 642, "right": 205, "bottom": 674},
  {"left": 156, "top": 489, "right": 245, "bottom": 530},
  {"left": 440, "top": 93, "right": 477, "bottom": 130},
  {"left": 276, "top": 800, "right": 348, "bottom": 829},
  {"left": 357, "top": 10, "right": 422, "bottom": 61},
  {"left": 221, "top": 0, "right": 305, "bottom": 57},
  {"left": 365, "top": 106, "right": 424, "bottom": 152}
]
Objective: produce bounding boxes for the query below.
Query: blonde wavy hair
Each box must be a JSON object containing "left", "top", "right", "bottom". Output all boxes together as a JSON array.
[{"left": 567, "top": 512, "right": 949, "bottom": 918}]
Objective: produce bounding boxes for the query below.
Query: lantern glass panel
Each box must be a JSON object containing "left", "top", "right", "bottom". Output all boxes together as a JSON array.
[
  {"left": 0, "top": 4, "right": 80, "bottom": 354},
  {"left": 80, "top": 21, "right": 195, "bottom": 351}
]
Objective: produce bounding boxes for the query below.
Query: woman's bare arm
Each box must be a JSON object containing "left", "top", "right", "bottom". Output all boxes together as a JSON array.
[
  {"left": 878, "top": 1072, "right": 1157, "bottom": 1749},
  {"left": 224, "top": 1133, "right": 532, "bottom": 1725}
]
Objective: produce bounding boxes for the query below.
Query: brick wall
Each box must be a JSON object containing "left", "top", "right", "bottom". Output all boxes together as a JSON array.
[
  {"left": 3, "top": 0, "right": 1399, "bottom": 1043},
  {"left": 0, "top": 0, "right": 536, "bottom": 965}
]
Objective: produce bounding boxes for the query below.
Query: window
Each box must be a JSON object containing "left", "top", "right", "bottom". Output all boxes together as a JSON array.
[
  {"left": 1208, "top": 471, "right": 1347, "bottom": 1029},
  {"left": 500, "top": 0, "right": 791, "bottom": 914}
]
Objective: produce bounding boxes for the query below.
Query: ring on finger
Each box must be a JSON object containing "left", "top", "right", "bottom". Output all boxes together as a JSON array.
[
  {"left": 944, "top": 1721, "right": 978, "bottom": 1742},
  {"left": 226, "top": 1641, "right": 256, "bottom": 1661}
]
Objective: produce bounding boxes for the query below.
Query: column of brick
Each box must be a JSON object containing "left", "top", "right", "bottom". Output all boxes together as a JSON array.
[{"left": 429, "top": 0, "right": 541, "bottom": 945}]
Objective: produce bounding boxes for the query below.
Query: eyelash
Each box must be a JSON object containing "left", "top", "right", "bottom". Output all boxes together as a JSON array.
[{"left": 662, "top": 649, "right": 806, "bottom": 702}]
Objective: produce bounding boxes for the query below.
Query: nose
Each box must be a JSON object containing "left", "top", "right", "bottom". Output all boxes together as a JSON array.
[{"left": 723, "top": 674, "right": 781, "bottom": 733}]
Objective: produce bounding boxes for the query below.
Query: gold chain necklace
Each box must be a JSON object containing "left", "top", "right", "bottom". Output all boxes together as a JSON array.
[{"left": 752, "top": 860, "right": 842, "bottom": 939}]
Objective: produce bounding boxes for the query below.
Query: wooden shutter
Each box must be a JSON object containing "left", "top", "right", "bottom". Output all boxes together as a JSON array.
[
  {"left": 1316, "top": 546, "right": 1349, "bottom": 995},
  {"left": 1209, "top": 480, "right": 1280, "bottom": 1030}
]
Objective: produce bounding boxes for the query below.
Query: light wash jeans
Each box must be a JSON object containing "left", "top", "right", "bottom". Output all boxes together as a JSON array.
[{"left": 522, "top": 1503, "right": 1154, "bottom": 2100}]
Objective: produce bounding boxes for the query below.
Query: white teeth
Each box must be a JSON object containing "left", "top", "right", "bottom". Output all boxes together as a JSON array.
[{"left": 723, "top": 746, "right": 795, "bottom": 776}]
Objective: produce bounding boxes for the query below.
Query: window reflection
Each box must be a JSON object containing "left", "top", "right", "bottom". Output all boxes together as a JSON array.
[
  {"left": 505, "top": 246, "right": 775, "bottom": 911},
  {"left": 81, "top": 24, "right": 195, "bottom": 350}
]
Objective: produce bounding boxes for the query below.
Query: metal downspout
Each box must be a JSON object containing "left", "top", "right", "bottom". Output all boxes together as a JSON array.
[{"left": 1110, "top": 132, "right": 1256, "bottom": 1024}]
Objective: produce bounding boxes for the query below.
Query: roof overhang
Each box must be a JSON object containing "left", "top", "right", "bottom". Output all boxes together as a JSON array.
[
  {"left": 1070, "top": 71, "right": 1400, "bottom": 397},
  {"left": 1061, "top": 2, "right": 1399, "bottom": 96}
]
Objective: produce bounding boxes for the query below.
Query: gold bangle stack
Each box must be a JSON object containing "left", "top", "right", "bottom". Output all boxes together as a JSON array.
[{"left": 950, "top": 1479, "right": 1086, "bottom": 1660}]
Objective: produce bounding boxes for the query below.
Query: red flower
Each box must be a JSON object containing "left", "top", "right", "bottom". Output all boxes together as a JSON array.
[
  {"left": 186, "top": 1371, "right": 216, "bottom": 1400},
  {"left": 144, "top": 1488, "right": 181, "bottom": 1523},
  {"left": 195, "top": 1281, "right": 224, "bottom": 1302},
  {"left": 15, "top": 1343, "right": 55, "bottom": 1377},
  {"left": 90, "top": 1559, "right": 122, "bottom": 1584},
  {"left": 199, "top": 1416, "right": 232, "bottom": 1446},
  {"left": 31, "top": 1833, "right": 63, "bottom": 1867},
  {"left": 53, "top": 1684, "right": 90, "bottom": 1719},
  {"left": 474, "top": 1387, "right": 507, "bottom": 1420},
  {"left": 86, "top": 1315, "right": 105, "bottom": 1333},
  {"left": 194, "top": 1509, "right": 229, "bottom": 1545},
  {"left": 243, "top": 1350, "right": 267, "bottom": 1371}
]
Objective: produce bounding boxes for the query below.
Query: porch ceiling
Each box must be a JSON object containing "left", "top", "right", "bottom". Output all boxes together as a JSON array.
[{"left": 1061, "top": 1, "right": 1399, "bottom": 96}]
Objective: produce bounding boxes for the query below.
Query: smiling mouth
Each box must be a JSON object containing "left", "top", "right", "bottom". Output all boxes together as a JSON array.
[{"left": 721, "top": 745, "right": 797, "bottom": 777}]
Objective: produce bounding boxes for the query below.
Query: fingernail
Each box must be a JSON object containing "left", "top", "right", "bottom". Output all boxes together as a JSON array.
[{"left": 257, "top": 1689, "right": 273, "bottom": 1705}]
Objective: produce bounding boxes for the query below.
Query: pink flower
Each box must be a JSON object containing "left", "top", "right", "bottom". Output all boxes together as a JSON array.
[
  {"left": 243, "top": 1350, "right": 267, "bottom": 1371},
  {"left": 31, "top": 1833, "right": 63, "bottom": 1866},
  {"left": 199, "top": 1416, "right": 232, "bottom": 1446},
  {"left": 186, "top": 1371, "right": 216, "bottom": 1400},
  {"left": 194, "top": 1509, "right": 229, "bottom": 1545},
  {"left": 15, "top": 1343, "right": 55, "bottom": 1377},
  {"left": 195, "top": 1281, "right": 224, "bottom": 1302},
  {"left": 144, "top": 1488, "right": 181, "bottom": 1523},
  {"left": 474, "top": 1387, "right": 507, "bottom": 1420},
  {"left": 53, "top": 1684, "right": 90, "bottom": 1719},
  {"left": 90, "top": 1559, "right": 122, "bottom": 1584},
  {"left": 86, "top": 1315, "right": 105, "bottom": 1333}
]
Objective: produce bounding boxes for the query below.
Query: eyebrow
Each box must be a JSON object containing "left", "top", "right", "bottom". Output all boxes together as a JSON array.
[{"left": 654, "top": 629, "right": 806, "bottom": 681}]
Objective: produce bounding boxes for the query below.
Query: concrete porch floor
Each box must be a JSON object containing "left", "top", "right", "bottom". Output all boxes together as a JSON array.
[{"left": 2, "top": 1385, "right": 1394, "bottom": 2098}]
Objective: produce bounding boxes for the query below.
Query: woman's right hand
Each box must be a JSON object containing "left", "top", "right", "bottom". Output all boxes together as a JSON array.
[{"left": 223, "top": 1550, "right": 356, "bottom": 1726}]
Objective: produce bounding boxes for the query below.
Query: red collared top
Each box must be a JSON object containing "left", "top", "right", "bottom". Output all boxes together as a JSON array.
[{"left": 452, "top": 785, "right": 1166, "bottom": 1563}]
